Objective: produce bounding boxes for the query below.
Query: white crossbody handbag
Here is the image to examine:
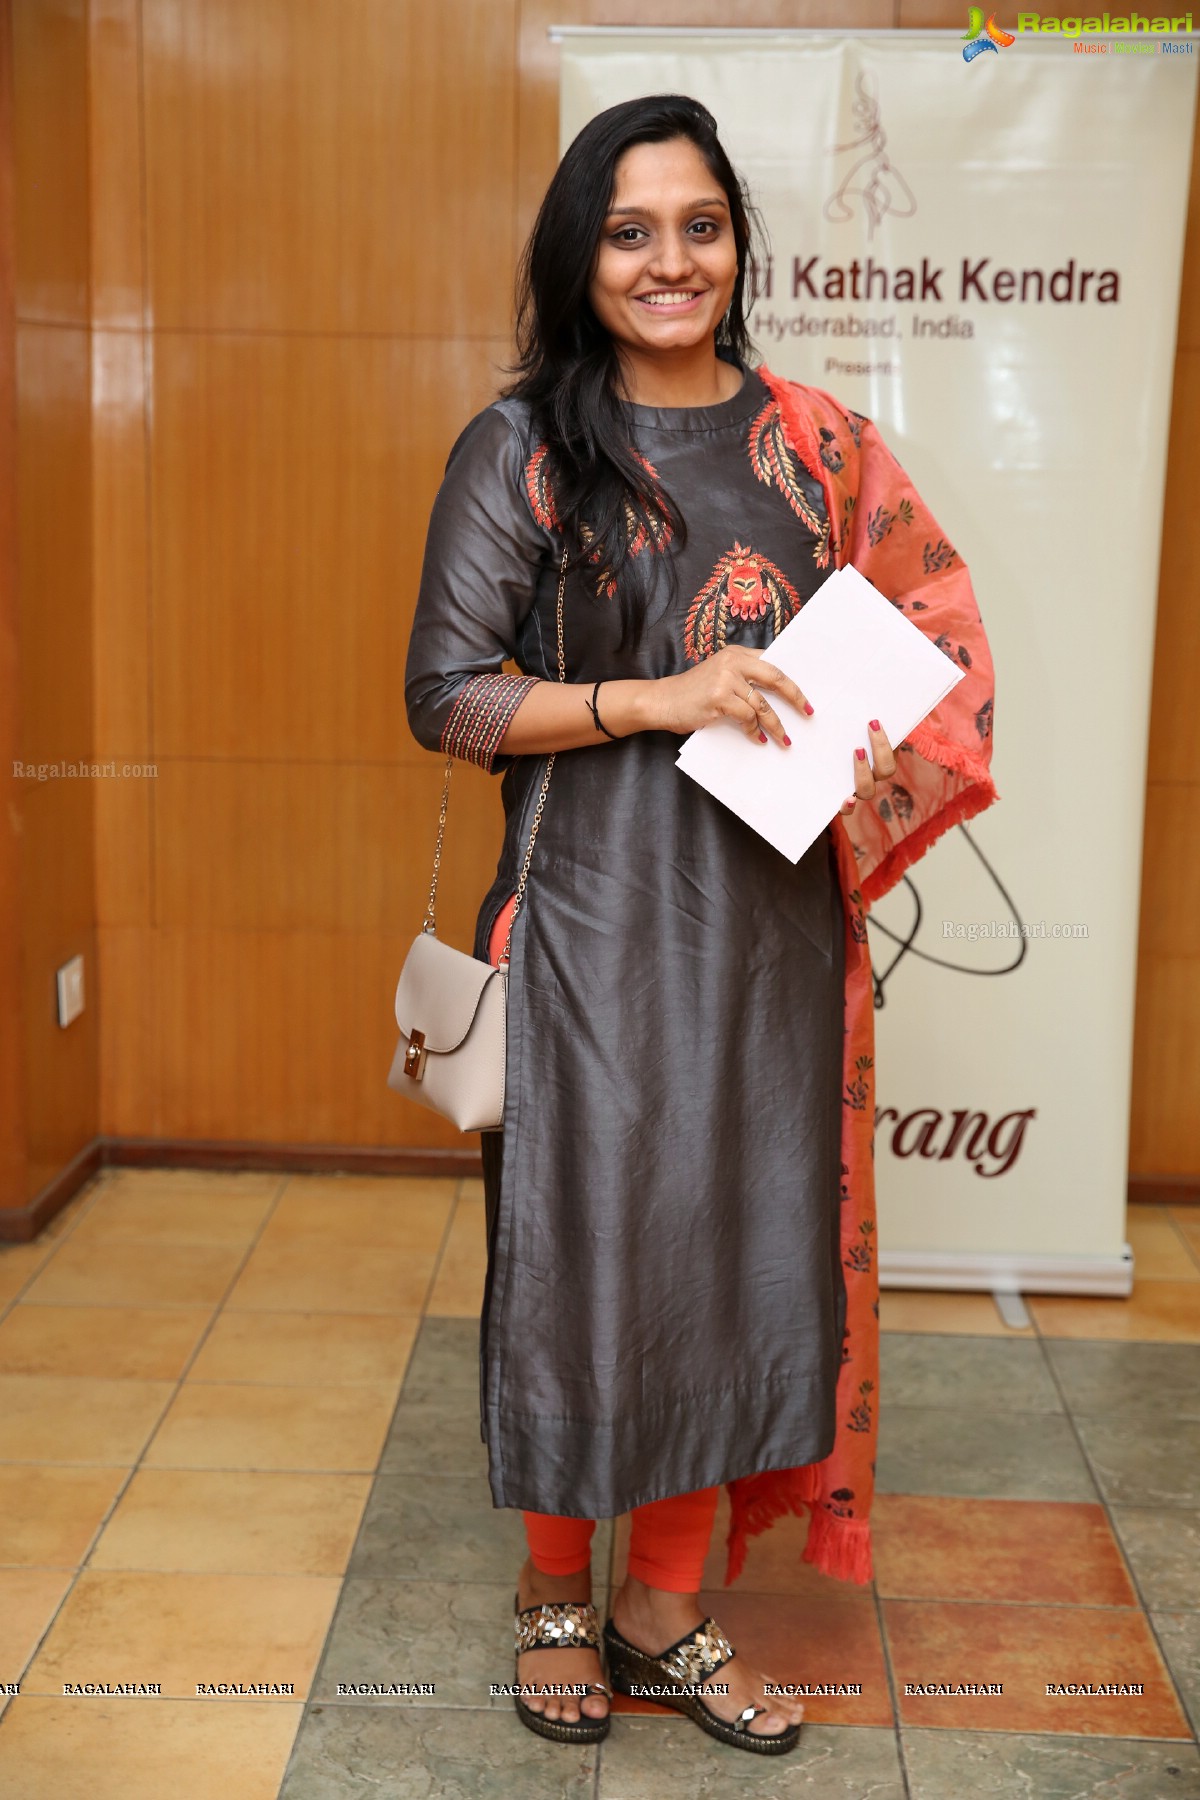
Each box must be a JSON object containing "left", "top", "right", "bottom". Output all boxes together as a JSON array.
[{"left": 386, "top": 546, "right": 568, "bottom": 1132}]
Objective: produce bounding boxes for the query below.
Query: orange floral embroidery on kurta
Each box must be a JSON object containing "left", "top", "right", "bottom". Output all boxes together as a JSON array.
[
  {"left": 683, "top": 543, "right": 803, "bottom": 662},
  {"left": 523, "top": 442, "right": 673, "bottom": 598},
  {"left": 748, "top": 398, "right": 833, "bottom": 568},
  {"left": 524, "top": 442, "right": 560, "bottom": 531}
]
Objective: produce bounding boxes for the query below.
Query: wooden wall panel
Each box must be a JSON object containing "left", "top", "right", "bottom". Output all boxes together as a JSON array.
[
  {"left": 11, "top": 0, "right": 90, "bottom": 323},
  {"left": 153, "top": 756, "right": 504, "bottom": 938},
  {"left": 151, "top": 760, "right": 504, "bottom": 1146},
  {"left": 147, "top": 332, "right": 511, "bottom": 764},
  {"left": 1145, "top": 350, "right": 1200, "bottom": 786},
  {"left": 140, "top": 0, "right": 519, "bottom": 337},
  {"left": 15, "top": 322, "right": 92, "bottom": 769},
  {"left": 1136, "top": 784, "right": 1200, "bottom": 962},
  {"left": 88, "top": 0, "right": 143, "bottom": 327},
  {"left": 12, "top": 310, "right": 97, "bottom": 1203},
  {"left": 20, "top": 759, "right": 99, "bottom": 1193},
  {"left": 1131, "top": 956, "right": 1200, "bottom": 1171},
  {"left": 1131, "top": 338, "right": 1200, "bottom": 1171},
  {"left": 96, "top": 925, "right": 159, "bottom": 1137},
  {"left": 0, "top": 0, "right": 29, "bottom": 1212},
  {"left": 91, "top": 329, "right": 150, "bottom": 766},
  {"left": 154, "top": 926, "right": 476, "bottom": 1147},
  {"left": 1175, "top": 78, "right": 1200, "bottom": 354},
  {"left": 11, "top": 0, "right": 98, "bottom": 1214},
  {"left": 1131, "top": 55, "right": 1200, "bottom": 1169},
  {"left": 896, "top": 0, "right": 963, "bottom": 23}
]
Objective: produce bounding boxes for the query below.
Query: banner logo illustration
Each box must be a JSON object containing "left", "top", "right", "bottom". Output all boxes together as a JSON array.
[{"left": 962, "top": 9, "right": 1017, "bottom": 58}]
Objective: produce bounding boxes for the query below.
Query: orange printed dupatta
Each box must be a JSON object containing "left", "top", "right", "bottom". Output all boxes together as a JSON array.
[{"left": 720, "top": 365, "right": 1000, "bottom": 1586}]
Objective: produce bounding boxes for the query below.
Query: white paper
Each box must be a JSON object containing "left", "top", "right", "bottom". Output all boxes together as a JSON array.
[{"left": 675, "top": 564, "right": 966, "bottom": 863}]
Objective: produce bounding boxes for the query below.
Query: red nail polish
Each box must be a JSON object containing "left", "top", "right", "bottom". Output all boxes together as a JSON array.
[
  {"left": 758, "top": 730, "right": 768, "bottom": 743},
  {"left": 804, "top": 703, "right": 814, "bottom": 716},
  {"left": 869, "top": 718, "right": 880, "bottom": 732},
  {"left": 782, "top": 734, "right": 792, "bottom": 747},
  {"left": 855, "top": 747, "right": 866, "bottom": 761}
]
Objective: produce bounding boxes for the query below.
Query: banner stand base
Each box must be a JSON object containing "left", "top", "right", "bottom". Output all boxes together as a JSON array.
[
  {"left": 880, "top": 1245, "right": 1134, "bottom": 1298},
  {"left": 992, "top": 1289, "right": 1032, "bottom": 1329}
]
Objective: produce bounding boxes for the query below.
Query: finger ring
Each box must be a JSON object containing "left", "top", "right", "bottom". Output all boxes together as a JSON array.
[{"left": 746, "top": 684, "right": 757, "bottom": 703}]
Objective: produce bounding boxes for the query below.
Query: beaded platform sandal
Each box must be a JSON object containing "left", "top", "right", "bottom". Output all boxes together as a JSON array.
[
  {"left": 602, "top": 1612, "right": 802, "bottom": 1755},
  {"left": 511, "top": 1594, "right": 613, "bottom": 1743}
]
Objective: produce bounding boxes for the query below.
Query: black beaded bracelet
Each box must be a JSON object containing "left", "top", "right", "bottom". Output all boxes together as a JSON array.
[{"left": 587, "top": 679, "right": 620, "bottom": 741}]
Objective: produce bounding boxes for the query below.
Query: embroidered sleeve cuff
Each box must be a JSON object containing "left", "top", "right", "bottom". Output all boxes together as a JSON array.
[{"left": 439, "top": 671, "right": 540, "bottom": 772}]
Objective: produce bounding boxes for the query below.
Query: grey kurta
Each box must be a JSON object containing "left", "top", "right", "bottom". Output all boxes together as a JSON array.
[{"left": 405, "top": 353, "right": 847, "bottom": 1518}]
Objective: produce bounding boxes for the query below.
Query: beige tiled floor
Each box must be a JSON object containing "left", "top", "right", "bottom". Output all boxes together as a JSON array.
[
  {"left": 0, "top": 1372, "right": 176, "bottom": 1462},
  {"left": 87, "top": 1469, "right": 374, "bottom": 1576},
  {"left": 0, "top": 1166, "right": 442, "bottom": 1785},
  {"left": 0, "top": 1171, "right": 1196, "bottom": 1793},
  {"left": 1176, "top": 1220, "right": 1200, "bottom": 1267},
  {"left": 0, "top": 1304, "right": 214, "bottom": 1380},
  {"left": 0, "top": 1465, "right": 129, "bottom": 1566},
  {"left": 223, "top": 1238, "right": 437, "bottom": 1315},
  {"left": 21, "top": 1568, "right": 341, "bottom": 1699},
  {"left": 0, "top": 1698, "right": 301, "bottom": 1800},
  {"left": 1124, "top": 1208, "right": 1200, "bottom": 1280},
  {"left": 186, "top": 1310, "right": 419, "bottom": 1387},
  {"left": 24, "top": 1237, "right": 247, "bottom": 1310},
  {"left": 140, "top": 1379, "right": 398, "bottom": 1472},
  {"left": 424, "top": 1182, "right": 488, "bottom": 1317}
]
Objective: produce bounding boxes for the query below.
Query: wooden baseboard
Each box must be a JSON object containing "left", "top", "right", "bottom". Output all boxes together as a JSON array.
[
  {"left": 1127, "top": 1172, "right": 1200, "bottom": 1207},
  {"left": 0, "top": 1143, "right": 1194, "bottom": 1245}
]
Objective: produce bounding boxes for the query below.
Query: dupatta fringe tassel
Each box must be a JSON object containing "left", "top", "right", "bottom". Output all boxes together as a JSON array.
[{"left": 722, "top": 1467, "right": 874, "bottom": 1587}]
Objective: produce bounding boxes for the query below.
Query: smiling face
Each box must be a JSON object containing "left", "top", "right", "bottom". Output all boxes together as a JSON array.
[{"left": 587, "top": 136, "right": 740, "bottom": 385}]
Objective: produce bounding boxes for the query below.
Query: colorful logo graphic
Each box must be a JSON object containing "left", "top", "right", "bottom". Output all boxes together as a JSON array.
[{"left": 962, "top": 8, "right": 1016, "bottom": 58}]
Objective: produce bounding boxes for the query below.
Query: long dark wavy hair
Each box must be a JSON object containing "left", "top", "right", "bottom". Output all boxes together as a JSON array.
[{"left": 499, "top": 94, "right": 770, "bottom": 653}]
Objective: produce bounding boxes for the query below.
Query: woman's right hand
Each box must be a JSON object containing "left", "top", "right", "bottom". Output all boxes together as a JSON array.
[{"left": 645, "top": 647, "right": 812, "bottom": 749}]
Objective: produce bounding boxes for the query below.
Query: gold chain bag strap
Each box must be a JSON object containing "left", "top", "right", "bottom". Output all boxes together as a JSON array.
[{"left": 386, "top": 544, "right": 569, "bottom": 1132}]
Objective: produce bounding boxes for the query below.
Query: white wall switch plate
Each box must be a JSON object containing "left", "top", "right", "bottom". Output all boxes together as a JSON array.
[{"left": 56, "top": 954, "right": 85, "bottom": 1028}]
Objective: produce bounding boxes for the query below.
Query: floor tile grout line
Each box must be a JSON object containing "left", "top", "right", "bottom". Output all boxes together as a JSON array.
[
  {"left": 594, "top": 1502, "right": 621, "bottom": 1796},
  {"left": 9, "top": 1300, "right": 431, "bottom": 1314},
  {"left": 891, "top": 1321, "right": 1200, "bottom": 1342},
  {"left": 854, "top": 1589, "right": 1200, "bottom": 1613},
  {"left": 1028, "top": 1301, "right": 1199, "bottom": 1744},
  {"left": 1163, "top": 1207, "right": 1200, "bottom": 1278},
  {"left": 0, "top": 1461, "right": 413, "bottom": 1476},
  {"left": 414, "top": 1176, "right": 467, "bottom": 1321},
  {"left": 0, "top": 1171, "right": 298, "bottom": 1716},
  {"left": 868, "top": 1578, "right": 913, "bottom": 1799},
  {"left": 895, "top": 1723, "right": 1198, "bottom": 1746}
]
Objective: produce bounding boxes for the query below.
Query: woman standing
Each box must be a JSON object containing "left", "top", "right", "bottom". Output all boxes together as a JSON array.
[{"left": 405, "top": 95, "right": 997, "bottom": 1754}]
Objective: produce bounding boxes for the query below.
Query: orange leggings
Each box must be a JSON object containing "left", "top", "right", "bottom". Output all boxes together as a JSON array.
[
  {"left": 524, "top": 1488, "right": 721, "bottom": 1592},
  {"left": 488, "top": 893, "right": 721, "bottom": 1594}
]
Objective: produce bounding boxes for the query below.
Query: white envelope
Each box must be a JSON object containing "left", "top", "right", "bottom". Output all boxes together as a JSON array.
[{"left": 676, "top": 563, "right": 966, "bottom": 863}]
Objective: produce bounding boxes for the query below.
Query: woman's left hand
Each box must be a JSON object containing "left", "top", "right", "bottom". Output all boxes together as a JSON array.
[{"left": 839, "top": 719, "right": 896, "bottom": 816}]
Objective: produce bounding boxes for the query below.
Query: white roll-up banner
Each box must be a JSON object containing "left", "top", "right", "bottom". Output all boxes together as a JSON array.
[{"left": 557, "top": 28, "right": 1197, "bottom": 1295}]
